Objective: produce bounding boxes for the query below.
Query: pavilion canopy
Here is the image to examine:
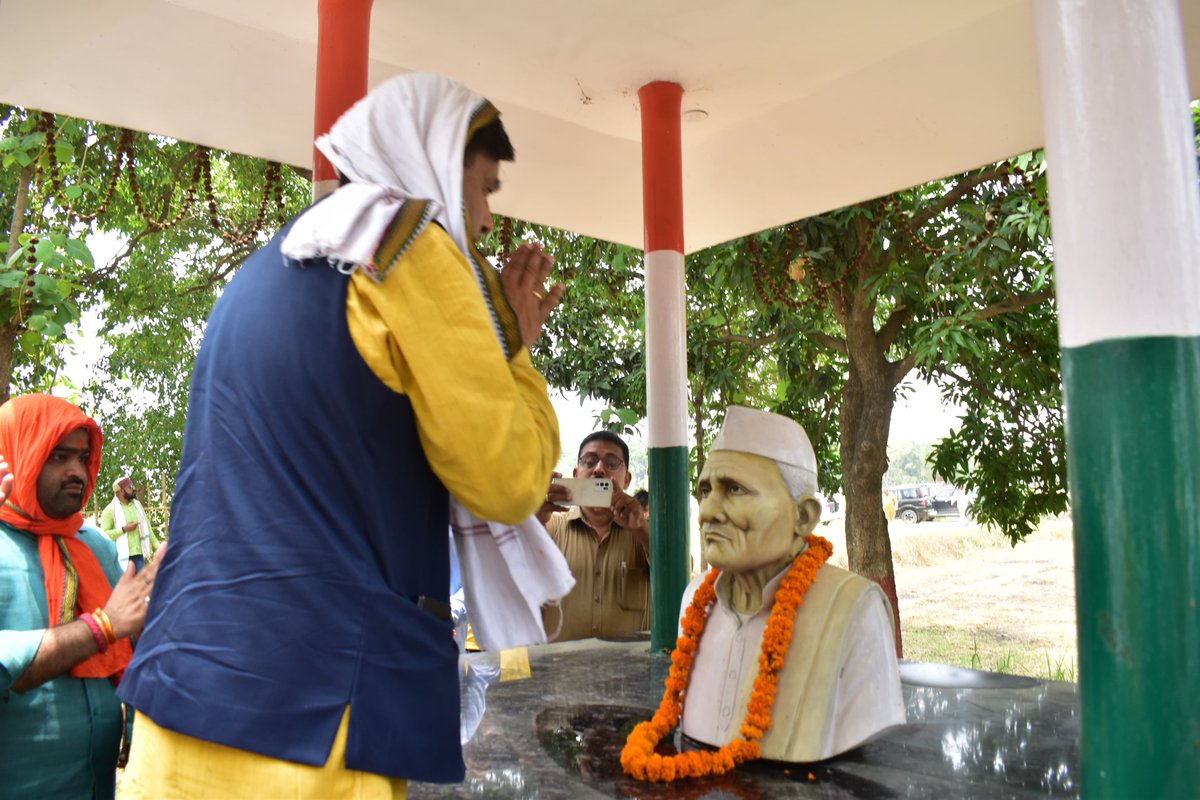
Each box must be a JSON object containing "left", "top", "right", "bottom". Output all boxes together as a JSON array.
[{"left": 3, "top": 0, "right": 1200, "bottom": 253}]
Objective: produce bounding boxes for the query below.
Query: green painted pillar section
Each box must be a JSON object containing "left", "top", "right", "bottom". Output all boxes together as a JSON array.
[
  {"left": 1062, "top": 336, "right": 1200, "bottom": 797},
  {"left": 649, "top": 444, "right": 690, "bottom": 652}
]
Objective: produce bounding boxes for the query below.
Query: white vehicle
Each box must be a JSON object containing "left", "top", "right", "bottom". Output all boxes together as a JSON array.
[{"left": 814, "top": 491, "right": 845, "bottom": 524}]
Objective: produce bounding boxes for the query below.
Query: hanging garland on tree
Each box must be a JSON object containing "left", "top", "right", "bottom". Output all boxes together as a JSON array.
[{"left": 34, "top": 111, "right": 289, "bottom": 245}]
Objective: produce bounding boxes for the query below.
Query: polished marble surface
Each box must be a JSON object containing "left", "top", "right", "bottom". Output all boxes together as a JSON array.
[{"left": 409, "top": 639, "right": 1079, "bottom": 799}]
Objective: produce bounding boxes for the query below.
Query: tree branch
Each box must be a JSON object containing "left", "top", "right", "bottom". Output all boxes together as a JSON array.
[
  {"left": 178, "top": 247, "right": 253, "bottom": 297},
  {"left": 179, "top": 262, "right": 238, "bottom": 296},
  {"left": 81, "top": 228, "right": 157, "bottom": 285},
  {"left": 931, "top": 363, "right": 1023, "bottom": 420},
  {"left": 968, "top": 288, "right": 1054, "bottom": 322},
  {"left": 909, "top": 163, "right": 1008, "bottom": 230},
  {"left": 5, "top": 163, "right": 35, "bottom": 261},
  {"left": 888, "top": 351, "right": 918, "bottom": 389},
  {"left": 876, "top": 304, "right": 911, "bottom": 350},
  {"left": 710, "top": 333, "right": 779, "bottom": 348},
  {"left": 812, "top": 331, "right": 847, "bottom": 355}
]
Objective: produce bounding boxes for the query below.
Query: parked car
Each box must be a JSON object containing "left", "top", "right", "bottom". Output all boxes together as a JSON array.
[
  {"left": 892, "top": 483, "right": 933, "bottom": 522},
  {"left": 928, "top": 486, "right": 963, "bottom": 519},
  {"left": 815, "top": 491, "right": 845, "bottom": 524}
]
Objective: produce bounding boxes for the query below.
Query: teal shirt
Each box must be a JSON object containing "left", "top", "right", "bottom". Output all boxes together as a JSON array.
[{"left": 0, "top": 521, "right": 123, "bottom": 800}]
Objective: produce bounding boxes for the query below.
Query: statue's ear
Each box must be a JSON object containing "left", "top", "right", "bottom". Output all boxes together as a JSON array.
[{"left": 795, "top": 496, "right": 822, "bottom": 537}]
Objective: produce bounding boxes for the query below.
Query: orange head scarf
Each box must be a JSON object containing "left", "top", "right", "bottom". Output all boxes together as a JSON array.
[{"left": 0, "top": 394, "right": 131, "bottom": 678}]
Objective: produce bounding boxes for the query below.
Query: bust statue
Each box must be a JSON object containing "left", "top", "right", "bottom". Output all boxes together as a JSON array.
[{"left": 678, "top": 405, "right": 905, "bottom": 763}]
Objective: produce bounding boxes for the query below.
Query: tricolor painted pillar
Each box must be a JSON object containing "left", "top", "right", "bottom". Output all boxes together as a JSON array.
[
  {"left": 639, "top": 81, "right": 691, "bottom": 652},
  {"left": 312, "top": 0, "right": 373, "bottom": 198},
  {"left": 1033, "top": 2, "right": 1200, "bottom": 796}
]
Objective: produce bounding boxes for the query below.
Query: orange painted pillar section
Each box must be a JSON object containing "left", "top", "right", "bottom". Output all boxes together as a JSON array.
[
  {"left": 639, "top": 82, "right": 684, "bottom": 253},
  {"left": 313, "top": 0, "right": 374, "bottom": 198}
]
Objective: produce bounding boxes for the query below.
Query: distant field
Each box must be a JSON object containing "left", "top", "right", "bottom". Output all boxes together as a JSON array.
[{"left": 820, "top": 515, "right": 1078, "bottom": 680}]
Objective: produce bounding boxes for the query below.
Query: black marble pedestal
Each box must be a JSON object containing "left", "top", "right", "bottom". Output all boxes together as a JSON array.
[{"left": 409, "top": 638, "right": 1078, "bottom": 799}]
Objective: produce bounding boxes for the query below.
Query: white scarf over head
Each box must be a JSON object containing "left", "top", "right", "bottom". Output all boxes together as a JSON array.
[{"left": 282, "top": 72, "right": 479, "bottom": 280}]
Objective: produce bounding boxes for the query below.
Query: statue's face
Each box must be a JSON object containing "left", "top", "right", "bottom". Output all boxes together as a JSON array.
[{"left": 697, "top": 450, "right": 800, "bottom": 575}]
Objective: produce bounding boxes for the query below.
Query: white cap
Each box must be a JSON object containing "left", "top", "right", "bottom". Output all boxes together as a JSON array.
[{"left": 711, "top": 406, "right": 817, "bottom": 498}]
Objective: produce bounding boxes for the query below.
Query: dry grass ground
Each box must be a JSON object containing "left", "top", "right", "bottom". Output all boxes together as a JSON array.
[{"left": 819, "top": 514, "right": 1078, "bottom": 680}]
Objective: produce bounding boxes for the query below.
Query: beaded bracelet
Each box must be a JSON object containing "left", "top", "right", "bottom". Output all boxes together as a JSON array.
[
  {"left": 79, "top": 612, "right": 108, "bottom": 653},
  {"left": 92, "top": 608, "right": 117, "bottom": 645}
]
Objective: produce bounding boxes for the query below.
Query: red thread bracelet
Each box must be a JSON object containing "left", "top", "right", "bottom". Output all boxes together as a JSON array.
[{"left": 80, "top": 612, "right": 108, "bottom": 653}]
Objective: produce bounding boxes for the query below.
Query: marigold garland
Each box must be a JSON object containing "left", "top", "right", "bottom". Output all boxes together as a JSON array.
[{"left": 620, "top": 534, "right": 833, "bottom": 782}]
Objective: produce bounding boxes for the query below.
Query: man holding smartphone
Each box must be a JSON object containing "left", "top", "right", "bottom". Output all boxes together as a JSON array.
[{"left": 537, "top": 431, "right": 650, "bottom": 641}]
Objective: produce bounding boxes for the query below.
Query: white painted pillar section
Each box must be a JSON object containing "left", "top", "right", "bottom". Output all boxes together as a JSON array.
[
  {"left": 1033, "top": 0, "right": 1200, "bottom": 348},
  {"left": 644, "top": 249, "right": 688, "bottom": 448}
]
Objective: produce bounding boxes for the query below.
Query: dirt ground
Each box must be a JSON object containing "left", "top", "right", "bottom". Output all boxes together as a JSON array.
[{"left": 819, "top": 516, "right": 1078, "bottom": 675}]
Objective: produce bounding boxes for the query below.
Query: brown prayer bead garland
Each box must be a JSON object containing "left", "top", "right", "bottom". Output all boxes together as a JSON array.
[{"left": 33, "top": 111, "right": 288, "bottom": 245}]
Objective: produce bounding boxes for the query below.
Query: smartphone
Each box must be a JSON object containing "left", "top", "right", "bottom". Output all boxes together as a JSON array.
[{"left": 552, "top": 477, "right": 614, "bottom": 507}]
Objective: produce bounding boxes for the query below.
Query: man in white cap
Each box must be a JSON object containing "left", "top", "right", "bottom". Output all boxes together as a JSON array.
[
  {"left": 98, "top": 476, "right": 159, "bottom": 572},
  {"left": 679, "top": 405, "right": 905, "bottom": 762}
]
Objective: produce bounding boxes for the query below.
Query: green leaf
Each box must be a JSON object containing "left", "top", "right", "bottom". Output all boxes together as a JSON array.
[
  {"left": 33, "top": 274, "right": 60, "bottom": 294},
  {"left": 63, "top": 239, "right": 93, "bottom": 269},
  {"left": 615, "top": 408, "right": 639, "bottom": 426}
]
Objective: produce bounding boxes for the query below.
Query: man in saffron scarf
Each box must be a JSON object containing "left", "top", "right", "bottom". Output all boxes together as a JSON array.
[
  {"left": 680, "top": 406, "right": 905, "bottom": 762},
  {"left": 118, "top": 73, "right": 562, "bottom": 798},
  {"left": 0, "top": 393, "right": 159, "bottom": 800}
]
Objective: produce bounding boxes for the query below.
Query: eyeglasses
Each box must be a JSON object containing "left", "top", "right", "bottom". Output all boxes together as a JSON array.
[{"left": 578, "top": 453, "right": 625, "bottom": 471}]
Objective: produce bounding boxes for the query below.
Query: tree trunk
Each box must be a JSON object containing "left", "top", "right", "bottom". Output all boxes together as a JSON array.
[
  {"left": 0, "top": 322, "right": 17, "bottom": 407},
  {"left": 840, "top": 367, "right": 902, "bottom": 655},
  {"left": 1, "top": 163, "right": 36, "bottom": 405},
  {"left": 834, "top": 273, "right": 906, "bottom": 656}
]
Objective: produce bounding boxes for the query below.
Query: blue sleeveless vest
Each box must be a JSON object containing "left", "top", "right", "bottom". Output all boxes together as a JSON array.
[{"left": 119, "top": 226, "right": 463, "bottom": 782}]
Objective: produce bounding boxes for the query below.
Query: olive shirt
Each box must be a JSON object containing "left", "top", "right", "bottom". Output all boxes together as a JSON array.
[{"left": 544, "top": 508, "right": 649, "bottom": 641}]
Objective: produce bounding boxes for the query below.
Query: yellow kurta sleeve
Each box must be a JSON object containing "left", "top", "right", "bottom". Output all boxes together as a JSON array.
[{"left": 345, "top": 224, "right": 560, "bottom": 524}]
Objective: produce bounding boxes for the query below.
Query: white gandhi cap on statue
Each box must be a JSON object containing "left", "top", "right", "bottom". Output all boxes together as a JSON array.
[{"left": 711, "top": 405, "right": 817, "bottom": 497}]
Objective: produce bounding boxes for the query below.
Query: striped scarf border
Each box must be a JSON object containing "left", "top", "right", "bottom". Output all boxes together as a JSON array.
[
  {"left": 372, "top": 200, "right": 436, "bottom": 282},
  {"left": 55, "top": 537, "right": 78, "bottom": 624}
]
